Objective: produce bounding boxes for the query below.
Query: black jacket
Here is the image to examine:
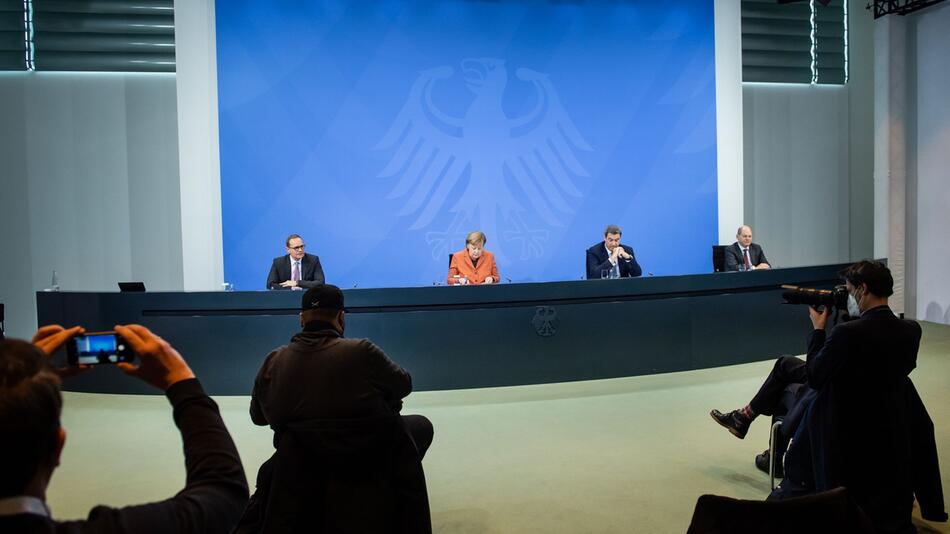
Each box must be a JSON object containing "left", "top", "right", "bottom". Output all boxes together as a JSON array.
[
  {"left": 234, "top": 416, "right": 431, "bottom": 534},
  {"left": 723, "top": 242, "right": 769, "bottom": 271},
  {"left": 585, "top": 242, "right": 642, "bottom": 279},
  {"left": 780, "top": 307, "right": 946, "bottom": 531},
  {"left": 250, "top": 326, "right": 411, "bottom": 427},
  {"left": 0, "top": 379, "right": 248, "bottom": 534},
  {"left": 266, "top": 253, "right": 325, "bottom": 290},
  {"left": 243, "top": 326, "right": 428, "bottom": 533}
]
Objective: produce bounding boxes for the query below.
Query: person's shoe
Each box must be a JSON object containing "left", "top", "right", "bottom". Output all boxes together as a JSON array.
[
  {"left": 709, "top": 409, "right": 751, "bottom": 439},
  {"left": 755, "top": 449, "right": 784, "bottom": 478}
]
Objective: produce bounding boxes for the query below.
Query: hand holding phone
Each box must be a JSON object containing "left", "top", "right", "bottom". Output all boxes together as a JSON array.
[
  {"left": 114, "top": 324, "right": 195, "bottom": 391},
  {"left": 67, "top": 332, "right": 135, "bottom": 365},
  {"left": 30, "top": 325, "right": 91, "bottom": 378}
]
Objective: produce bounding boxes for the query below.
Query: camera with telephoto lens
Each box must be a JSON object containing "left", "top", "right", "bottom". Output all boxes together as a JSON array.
[{"left": 781, "top": 284, "right": 849, "bottom": 311}]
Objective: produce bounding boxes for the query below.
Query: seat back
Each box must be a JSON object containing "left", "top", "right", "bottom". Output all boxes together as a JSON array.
[
  {"left": 686, "top": 487, "right": 875, "bottom": 534},
  {"left": 712, "top": 245, "right": 727, "bottom": 272},
  {"left": 237, "top": 416, "right": 431, "bottom": 534}
]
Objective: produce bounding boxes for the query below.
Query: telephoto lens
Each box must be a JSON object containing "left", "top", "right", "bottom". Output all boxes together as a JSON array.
[{"left": 781, "top": 284, "right": 849, "bottom": 311}]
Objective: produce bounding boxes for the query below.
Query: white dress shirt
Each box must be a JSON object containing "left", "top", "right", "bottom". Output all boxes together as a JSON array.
[{"left": 0, "top": 496, "right": 50, "bottom": 518}]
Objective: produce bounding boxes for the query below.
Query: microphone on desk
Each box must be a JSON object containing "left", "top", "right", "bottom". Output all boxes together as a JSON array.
[
  {"left": 648, "top": 272, "right": 654, "bottom": 277},
  {"left": 505, "top": 277, "right": 512, "bottom": 283}
]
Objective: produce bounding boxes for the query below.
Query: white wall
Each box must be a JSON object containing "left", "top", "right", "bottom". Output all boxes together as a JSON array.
[
  {"left": 715, "top": 0, "right": 745, "bottom": 245},
  {"left": 740, "top": 0, "right": 875, "bottom": 268},
  {"left": 742, "top": 84, "right": 852, "bottom": 267},
  {"left": 174, "top": 0, "right": 225, "bottom": 292},
  {"left": 0, "top": 73, "right": 183, "bottom": 338},
  {"left": 909, "top": 3, "right": 950, "bottom": 324}
]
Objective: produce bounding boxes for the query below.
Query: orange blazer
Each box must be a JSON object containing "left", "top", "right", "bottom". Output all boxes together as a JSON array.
[{"left": 447, "top": 250, "right": 500, "bottom": 285}]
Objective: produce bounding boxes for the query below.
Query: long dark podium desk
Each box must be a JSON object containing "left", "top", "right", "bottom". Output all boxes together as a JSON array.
[{"left": 36, "top": 264, "right": 847, "bottom": 395}]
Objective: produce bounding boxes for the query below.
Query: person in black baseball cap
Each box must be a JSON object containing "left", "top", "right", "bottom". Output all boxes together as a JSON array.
[{"left": 244, "top": 283, "right": 435, "bottom": 531}]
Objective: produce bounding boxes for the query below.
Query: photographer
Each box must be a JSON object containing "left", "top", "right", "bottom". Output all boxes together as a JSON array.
[
  {"left": 712, "top": 261, "right": 946, "bottom": 531},
  {"left": 0, "top": 324, "right": 249, "bottom": 534},
  {"left": 774, "top": 261, "right": 945, "bottom": 531}
]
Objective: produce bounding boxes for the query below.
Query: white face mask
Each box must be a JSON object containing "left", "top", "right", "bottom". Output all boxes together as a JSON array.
[{"left": 847, "top": 292, "right": 862, "bottom": 317}]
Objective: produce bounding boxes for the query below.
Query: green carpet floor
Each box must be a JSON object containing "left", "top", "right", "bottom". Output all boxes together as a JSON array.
[{"left": 47, "top": 322, "right": 950, "bottom": 533}]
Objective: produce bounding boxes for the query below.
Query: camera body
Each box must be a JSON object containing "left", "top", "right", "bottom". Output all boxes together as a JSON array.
[
  {"left": 781, "top": 284, "right": 849, "bottom": 311},
  {"left": 67, "top": 332, "right": 135, "bottom": 365}
]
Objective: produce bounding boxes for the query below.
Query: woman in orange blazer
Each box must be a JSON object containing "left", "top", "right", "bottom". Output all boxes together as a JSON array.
[{"left": 447, "top": 231, "right": 500, "bottom": 285}]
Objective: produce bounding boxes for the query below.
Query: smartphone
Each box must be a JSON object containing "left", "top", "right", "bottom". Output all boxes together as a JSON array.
[{"left": 67, "top": 332, "right": 135, "bottom": 365}]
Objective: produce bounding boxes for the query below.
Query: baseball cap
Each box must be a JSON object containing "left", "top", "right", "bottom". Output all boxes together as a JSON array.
[{"left": 301, "top": 284, "right": 345, "bottom": 312}]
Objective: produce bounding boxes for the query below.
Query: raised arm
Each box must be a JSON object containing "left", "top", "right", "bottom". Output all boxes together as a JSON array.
[
  {"left": 83, "top": 325, "right": 250, "bottom": 534},
  {"left": 623, "top": 247, "right": 642, "bottom": 278}
]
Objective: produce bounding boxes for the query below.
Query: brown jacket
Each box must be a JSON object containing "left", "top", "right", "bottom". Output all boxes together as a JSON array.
[{"left": 447, "top": 250, "right": 500, "bottom": 285}]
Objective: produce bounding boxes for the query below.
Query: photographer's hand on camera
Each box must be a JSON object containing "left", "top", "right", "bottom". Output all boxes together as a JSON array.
[
  {"left": 115, "top": 324, "right": 196, "bottom": 391},
  {"left": 809, "top": 305, "right": 831, "bottom": 331},
  {"left": 31, "top": 324, "right": 92, "bottom": 378}
]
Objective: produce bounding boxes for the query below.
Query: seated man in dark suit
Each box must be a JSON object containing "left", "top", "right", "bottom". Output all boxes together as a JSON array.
[
  {"left": 724, "top": 225, "right": 770, "bottom": 271},
  {"left": 266, "top": 233, "right": 326, "bottom": 290},
  {"left": 586, "top": 224, "right": 642, "bottom": 279}
]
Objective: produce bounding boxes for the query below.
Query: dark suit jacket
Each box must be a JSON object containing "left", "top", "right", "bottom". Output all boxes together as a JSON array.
[
  {"left": 778, "top": 306, "right": 946, "bottom": 531},
  {"left": 723, "top": 242, "right": 769, "bottom": 271},
  {"left": 0, "top": 379, "right": 248, "bottom": 534},
  {"left": 250, "top": 326, "right": 411, "bottom": 429},
  {"left": 585, "top": 242, "right": 642, "bottom": 279},
  {"left": 242, "top": 325, "right": 428, "bottom": 533},
  {"left": 266, "top": 253, "right": 325, "bottom": 290},
  {"left": 233, "top": 416, "right": 431, "bottom": 534}
]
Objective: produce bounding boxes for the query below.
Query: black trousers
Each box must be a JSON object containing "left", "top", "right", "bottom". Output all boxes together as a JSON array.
[
  {"left": 402, "top": 414, "right": 434, "bottom": 459},
  {"left": 749, "top": 356, "right": 807, "bottom": 417}
]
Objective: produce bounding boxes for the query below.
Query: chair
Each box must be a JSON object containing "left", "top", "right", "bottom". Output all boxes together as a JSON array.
[
  {"left": 686, "top": 487, "right": 875, "bottom": 534},
  {"left": 712, "top": 245, "right": 727, "bottom": 272},
  {"left": 235, "top": 416, "right": 431, "bottom": 534},
  {"left": 769, "top": 419, "right": 783, "bottom": 489}
]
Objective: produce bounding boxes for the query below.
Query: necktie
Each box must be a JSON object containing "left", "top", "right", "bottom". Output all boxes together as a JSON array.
[
  {"left": 292, "top": 261, "right": 300, "bottom": 282},
  {"left": 743, "top": 248, "right": 751, "bottom": 270}
]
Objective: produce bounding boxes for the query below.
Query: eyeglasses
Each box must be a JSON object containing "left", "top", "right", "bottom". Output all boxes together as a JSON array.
[{"left": 289, "top": 244, "right": 306, "bottom": 250}]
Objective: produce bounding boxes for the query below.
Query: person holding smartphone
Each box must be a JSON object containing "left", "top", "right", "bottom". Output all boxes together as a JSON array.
[{"left": 0, "top": 324, "right": 248, "bottom": 534}]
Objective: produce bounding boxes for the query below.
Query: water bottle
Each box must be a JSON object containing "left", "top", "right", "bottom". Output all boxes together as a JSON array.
[{"left": 50, "top": 270, "right": 60, "bottom": 291}]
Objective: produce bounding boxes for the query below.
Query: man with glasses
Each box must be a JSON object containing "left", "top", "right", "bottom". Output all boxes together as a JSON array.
[{"left": 266, "top": 234, "right": 326, "bottom": 290}]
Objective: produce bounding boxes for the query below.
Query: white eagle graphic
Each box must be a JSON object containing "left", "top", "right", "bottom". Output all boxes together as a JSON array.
[{"left": 375, "top": 58, "right": 591, "bottom": 262}]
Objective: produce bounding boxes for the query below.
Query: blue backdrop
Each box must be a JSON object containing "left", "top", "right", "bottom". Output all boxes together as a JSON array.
[{"left": 216, "top": 0, "right": 718, "bottom": 289}]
